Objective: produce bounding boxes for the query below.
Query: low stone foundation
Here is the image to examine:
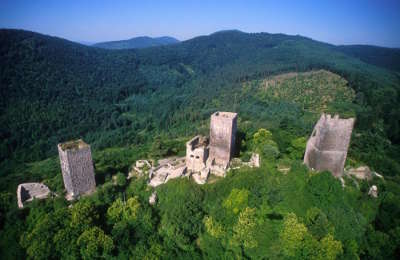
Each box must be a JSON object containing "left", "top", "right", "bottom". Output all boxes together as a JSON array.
[{"left": 17, "top": 183, "right": 51, "bottom": 208}]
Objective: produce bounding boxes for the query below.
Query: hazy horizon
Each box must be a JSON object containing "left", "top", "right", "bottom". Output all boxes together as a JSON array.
[{"left": 1, "top": 0, "right": 399, "bottom": 48}]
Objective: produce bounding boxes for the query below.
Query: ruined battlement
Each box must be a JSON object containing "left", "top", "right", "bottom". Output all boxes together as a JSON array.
[
  {"left": 304, "top": 113, "right": 355, "bottom": 177},
  {"left": 58, "top": 139, "right": 96, "bottom": 199},
  {"left": 186, "top": 135, "right": 209, "bottom": 173},
  {"left": 58, "top": 139, "right": 89, "bottom": 151},
  {"left": 209, "top": 111, "right": 237, "bottom": 168}
]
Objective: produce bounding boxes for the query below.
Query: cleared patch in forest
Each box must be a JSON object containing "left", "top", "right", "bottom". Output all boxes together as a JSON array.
[{"left": 244, "top": 70, "right": 356, "bottom": 115}]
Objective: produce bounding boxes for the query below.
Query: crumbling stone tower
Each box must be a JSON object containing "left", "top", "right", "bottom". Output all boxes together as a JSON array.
[
  {"left": 186, "top": 135, "right": 209, "bottom": 172},
  {"left": 58, "top": 139, "right": 96, "bottom": 199},
  {"left": 304, "top": 114, "right": 355, "bottom": 177},
  {"left": 208, "top": 112, "right": 237, "bottom": 168}
]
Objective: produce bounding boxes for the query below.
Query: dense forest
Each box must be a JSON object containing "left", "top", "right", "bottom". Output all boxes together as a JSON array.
[{"left": 0, "top": 29, "right": 400, "bottom": 259}]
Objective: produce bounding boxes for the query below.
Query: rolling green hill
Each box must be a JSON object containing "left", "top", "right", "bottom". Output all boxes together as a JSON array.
[
  {"left": 0, "top": 29, "right": 400, "bottom": 259},
  {"left": 93, "top": 36, "right": 179, "bottom": 49},
  {"left": 1, "top": 29, "right": 399, "bottom": 167}
]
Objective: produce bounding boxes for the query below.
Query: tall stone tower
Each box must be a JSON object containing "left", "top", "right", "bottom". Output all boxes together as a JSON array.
[
  {"left": 208, "top": 112, "right": 237, "bottom": 169},
  {"left": 304, "top": 114, "right": 355, "bottom": 177},
  {"left": 58, "top": 139, "right": 96, "bottom": 199}
]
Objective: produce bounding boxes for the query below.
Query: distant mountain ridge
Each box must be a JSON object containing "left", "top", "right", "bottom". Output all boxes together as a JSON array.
[{"left": 93, "top": 35, "right": 179, "bottom": 49}]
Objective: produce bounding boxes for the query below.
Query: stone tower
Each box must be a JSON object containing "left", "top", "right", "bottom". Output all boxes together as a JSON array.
[
  {"left": 186, "top": 135, "right": 209, "bottom": 172},
  {"left": 208, "top": 112, "right": 237, "bottom": 169},
  {"left": 58, "top": 139, "right": 96, "bottom": 199},
  {"left": 304, "top": 114, "right": 355, "bottom": 177}
]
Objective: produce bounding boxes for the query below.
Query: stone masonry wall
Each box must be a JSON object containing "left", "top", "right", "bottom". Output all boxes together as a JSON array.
[
  {"left": 186, "top": 135, "right": 209, "bottom": 172},
  {"left": 209, "top": 112, "right": 237, "bottom": 167},
  {"left": 304, "top": 114, "right": 355, "bottom": 177},
  {"left": 58, "top": 140, "right": 96, "bottom": 198},
  {"left": 17, "top": 183, "right": 51, "bottom": 208}
]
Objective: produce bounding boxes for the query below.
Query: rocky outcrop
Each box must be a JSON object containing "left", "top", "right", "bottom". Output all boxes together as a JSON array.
[
  {"left": 128, "top": 160, "right": 152, "bottom": 179},
  {"left": 368, "top": 185, "right": 378, "bottom": 198},
  {"left": 149, "top": 191, "right": 157, "bottom": 205},
  {"left": 346, "top": 166, "right": 372, "bottom": 180}
]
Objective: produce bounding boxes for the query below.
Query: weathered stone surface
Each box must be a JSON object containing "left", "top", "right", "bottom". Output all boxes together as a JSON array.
[
  {"left": 149, "top": 191, "right": 157, "bottom": 205},
  {"left": 129, "top": 160, "right": 152, "bottom": 179},
  {"left": 136, "top": 160, "right": 151, "bottom": 168},
  {"left": 347, "top": 166, "right": 372, "bottom": 180},
  {"left": 192, "top": 168, "right": 210, "bottom": 185},
  {"left": 304, "top": 114, "right": 355, "bottom": 177},
  {"left": 149, "top": 157, "right": 187, "bottom": 187},
  {"left": 229, "top": 153, "right": 260, "bottom": 171},
  {"left": 186, "top": 135, "right": 209, "bottom": 172},
  {"left": 208, "top": 111, "right": 237, "bottom": 170},
  {"left": 58, "top": 139, "right": 96, "bottom": 199},
  {"left": 249, "top": 153, "right": 260, "bottom": 168},
  {"left": 149, "top": 112, "right": 239, "bottom": 186},
  {"left": 17, "top": 183, "right": 51, "bottom": 208},
  {"left": 368, "top": 185, "right": 378, "bottom": 198}
]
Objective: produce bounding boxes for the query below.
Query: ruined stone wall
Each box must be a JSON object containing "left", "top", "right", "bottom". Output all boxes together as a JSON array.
[
  {"left": 17, "top": 183, "right": 50, "bottom": 208},
  {"left": 209, "top": 112, "right": 237, "bottom": 167},
  {"left": 304, "top": 114, "right": 355, "bottom": 177},
  {"left": 58, "top": 140, "right": 96, "bottom": 198},
  {"left": 186, "top": 135, "right": 209, "bottom": 172}
]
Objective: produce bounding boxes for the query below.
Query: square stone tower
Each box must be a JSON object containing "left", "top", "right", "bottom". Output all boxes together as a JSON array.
[
  {"left": 208, "top": 112, "right": 237, "bottom": 168},
  {"left": 304, "top": 114, "right": 355, "bottom": 177},
  {"left": 58, "top": 139, "right": 96, "bottom": 199}
]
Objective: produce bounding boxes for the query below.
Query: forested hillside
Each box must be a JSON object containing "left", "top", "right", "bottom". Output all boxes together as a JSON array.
[
  {"left": 0, "top": 29, "right": 400, "bottom": 259},
  {"left": 336, "top": 45, "right": 400, "bottom": 73},
  {"left": 93, "top": 36, "right": 179, "bottom": 49}
]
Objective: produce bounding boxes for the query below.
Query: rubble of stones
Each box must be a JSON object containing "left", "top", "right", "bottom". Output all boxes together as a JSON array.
[{"left": 132, "top": 112, "right": 261, "bottom": 189}]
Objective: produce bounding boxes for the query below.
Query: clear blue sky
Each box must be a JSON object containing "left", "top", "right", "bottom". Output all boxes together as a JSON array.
[{"left": 0, "top": 0, "right": 399, "bottom": 47}]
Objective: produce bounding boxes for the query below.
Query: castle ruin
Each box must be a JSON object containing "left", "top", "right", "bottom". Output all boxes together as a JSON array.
[
  {"left": 186, "top": 135, "right": 209, "bottom": 172},
  {"left": 208, "top": 112, "right": 237, "bottom": 176},
  {"left": 58, "top": 139, "right": 96, "bottom": 200},
  {"left": 304, "top": 113, "right": 355, "bottom": 177},
  {"left": 17, "top": 183, "right": 51, "bottom": 208}
]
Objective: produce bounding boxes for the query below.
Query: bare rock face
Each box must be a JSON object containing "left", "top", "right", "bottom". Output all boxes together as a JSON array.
[
  {"left": 249, "top": 153, "right": 260, "bottom": 168},
  {"left": 149, "top": 191, "right": 157, "bottom": 205},
  {"left": 17, "top": 183, "right": 51, "bottom": 208},
  {"left": 129, "top": 160, "right": 152, "bottom": 179},
  {"left": 304, "top": 114, "right": 355, "bottom": 177},
  {"left": 208, "top": 112, "right": 237, "bottom": 174},
  {"left": 368, "top": 185, "right": 378, "bottom": 198},
  {"left": 58, "top": 139, "right": 96, "bottom": 200},
  {"left": 192, "top": 168, "right": 210, "bottom": 185}
]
